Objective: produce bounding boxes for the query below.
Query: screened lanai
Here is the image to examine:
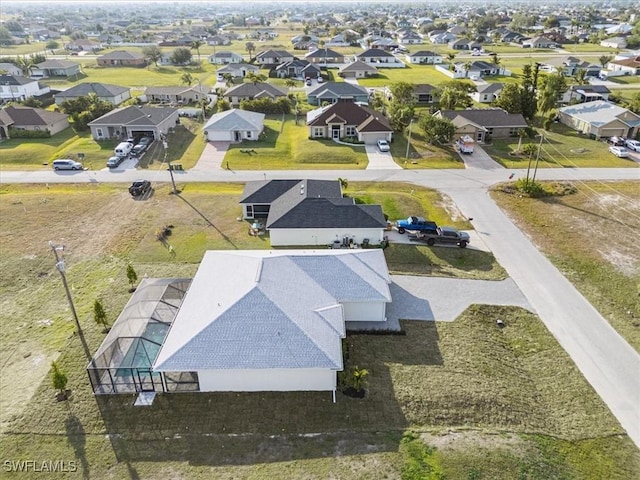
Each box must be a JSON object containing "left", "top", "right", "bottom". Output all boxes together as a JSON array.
[{"left": 87, "top": 278, "right": 199, "bottom": 394}]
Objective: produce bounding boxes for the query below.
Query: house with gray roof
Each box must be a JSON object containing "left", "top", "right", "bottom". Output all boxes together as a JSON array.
[
  {"left": 202, "top": 108, "right": 264, "bottom": 142},
  {"left": 306, "top": 81, "right": 369, "bottom": 106},
  {"left": 216, "top": 62, "right": 260, "bottom": 79},
  {"left": 32, "top": 59, "right": 82, "bottom": 78},
  {"left": 0, "top": 63, "right": 22, "bottom": 76},
  {"left": 338, "top": 60, "right": 378, "bottom": 79},
  {"left": 307, "top": 102, "right": 392, "bottom": 144},
  {"left": 0, "top": 105, "right": 69, "bottom": 140},
  {"left": 560, "top": 85, "right": 610, "bottom": 105},
  {"left": 304, "top": 48, "right": 345, "bottom": 66},
  {"left": 557, "top": 101, "right": 640, "bottom": 140},
  {"left": 406, "top": 51, "right": 442, "bottom": 65},
  {"left": 208, "top": 51, "right": 244, "bottom": 65},
  {"left": 223, "top": 82, "right": 287, "bottom": 107},
  {"left": 240, "top": 179, "right": 387, "bottom": 246},
  {"left": 144, "top": 85, "right": 209, "bottom": 105},
  {"left": 355, "top": 48, "right": 405, "bottom": 68},
  {"left": 255, "top": 49, "right": 295, "bottom": 66},
  {"left": 472, "top": 83, "right": 504, "bottom": 103},
  {"left": 88, "top": 105, "right": 179, "bottom": 141},
  {"left": 0, "top": 75, "right": 50, "bottom": 102},
  {"left": 436, "top": 108, "right": 528, "bottom": 142},
  {"left": 54, "top": 82, "right": 131, "bottom": 106},
  {"left": 274, "top": 59, "right": 320, "bottom": 79},
  {"left": 152, "top": 249, "right": 391, "bottom": 394},
  {"left": 97, "top": 50, "right": 147, "bottom": 67}
]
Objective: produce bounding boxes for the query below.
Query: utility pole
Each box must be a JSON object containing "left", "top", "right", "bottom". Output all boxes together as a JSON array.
[
  {"left": 532, "top": 134, "right": 544, "bottom": 183},
  {"left": 49, "top": 241, "right": 81, "bottom": 334},
  {"left": 164, "top": 140, "right": 178, "bottom": 195},
  {"left": 405, "top": 118, "right": 413, "bottom": 160}
]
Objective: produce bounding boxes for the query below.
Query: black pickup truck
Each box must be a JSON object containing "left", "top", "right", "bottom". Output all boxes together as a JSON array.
[{"left": 409, "top": 226, "right": 470, "bottom": 248}]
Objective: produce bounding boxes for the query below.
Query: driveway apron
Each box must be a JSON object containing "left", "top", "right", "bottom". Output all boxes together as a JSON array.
[
  {"left": 365, "top": 144, "right": 402, "bottom": 170},
  {"left": 192, "top": 141, "right": 230, "bottom": 171}
]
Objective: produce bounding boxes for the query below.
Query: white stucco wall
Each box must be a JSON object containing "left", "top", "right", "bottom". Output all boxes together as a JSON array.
[
  {"left": 342, "top": 301, "right": 386, "bottom": 322},
  {"left": 198, "top": 368, "right": 337, "bottom": 392},
  {"left": 269, "top": 228, "right": 384, "bottom": 247}
]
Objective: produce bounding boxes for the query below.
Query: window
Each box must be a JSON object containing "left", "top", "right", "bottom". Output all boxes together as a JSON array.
[
  {"left": 96, "top": 128, "right": 103, "bottom": 138},
  {"left": 246, "top": 205, "right": 253, "bottom": 217},
  {"left": 486, "top": 128, "right": 494, "bottom": 135},
  {"left": 508, "top": 128, "right": 519, "bottom": 137},
  {"left": 246, "top": 131, "right": 252, "bottom": 139},
  {"left": 345, "top": 126, "right": 356, "bottom": 136},
  {"left": 313, "top": 127, "right": 324, "bottom": 137}
]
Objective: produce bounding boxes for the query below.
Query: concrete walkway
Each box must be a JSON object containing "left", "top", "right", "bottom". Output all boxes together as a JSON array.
[
  {"left": 458, "top": 144, "right": 505, "bottom": 170},
  {"left": 192, "top": 141, "right": 230, "bottom": 171},
  {"left": 365, "top": 144, "right": 402, "bottom": 170}
]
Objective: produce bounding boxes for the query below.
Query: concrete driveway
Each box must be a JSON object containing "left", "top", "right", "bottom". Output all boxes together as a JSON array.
[
  {"left": 192, "top": 141, "right": 230, "bottom": 171},
  {"left": 365, "top": 144, "right": 402, "bottom": 170},
  {"left": 457, "top": 144, "right": 504, "bottom": 170}
]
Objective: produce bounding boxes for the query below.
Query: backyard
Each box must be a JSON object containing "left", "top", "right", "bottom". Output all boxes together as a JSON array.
[{"left": 0, "top": 181, "right": 638, "bottom": 478}]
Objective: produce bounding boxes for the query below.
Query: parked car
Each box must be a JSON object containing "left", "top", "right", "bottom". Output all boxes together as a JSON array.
[
  {"left": 138, "top": 136, "right": 153, "bottom": 147},
  {"left": 106, "top": 156, "right": 124, "bottom": 168},
  {"left": 609, "top": 146, "right": 629, "bottom": 158},
  {"left": 395, "top": 216, "right": 438, "bottom": 234},
  {"left": 377, "top": 139, "right": 390, "bottom": 152},
  {"left": 130, "top": 144, "right": 147, "bottom": 157},
  {"left": 305, "top": 79, "right": 312, "bottom": 86},
  {"left": 608, "top": 136, "right": 625, "bottom": 146},
  {"left": 129, "top": 180, "right": 152, "bottom": 197},
  {"left": 624, "top": 139, "right": 640, "bottom": 152},
  {"left": 409, "top": 226, "right": 471, "bottom": 248},
  {"left": 52, "top": 159, "right": 83, "bottom": 171},
  {"left": 317, "top": 76, "right": 324, "bottom": 83},
  {"left": 115, "top": 141, "right": 133, "bottom": 158}
]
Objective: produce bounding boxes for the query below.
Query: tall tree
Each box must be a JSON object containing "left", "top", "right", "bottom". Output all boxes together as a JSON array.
[
  {"left": 245, "top": 41, "right": 256, "bottom": 61},
  {"left": 93, "top": 299, "right": 108, "bottom": 331},
  {"left": 180, "top": 72, "right": 194, "bottom": 85},
  {"left": 142, "top": 45, "right": 163, "bottom": 66},
  {"left": 191, "top": 39, "right": 204, "bottom": 63},
  {"left": 520, "top": 63, "right": 538, "bottom": 120},
  {"left": 494, "top": 83, "right": 524, "bottom": 113},
  {"left": 598, "top": 54, "right": 613, "bottom": 68},
  {"left": 387, "top": 82, "right": 415, "bottom": 104},
  {"left": 15, "top": 55, "right": 35, "bottom": 77},
  {"left": 126, "top": 264, "right": 138, "bottom": 291},
  {"left": 537, "top": 72, "right": 567, "bottom": 114},
  {"left": 51, "top": 361, "right": 68, "bottom": 400},
  {"left": 170, "top": 47, "right": 192, "bottom": 65},
  {"left": 435, "top": 80, "right": 476, "bottom": 110},
  {"left": 418, "top": 114, "right": 455, "bottom": 144},
  {"left": 574, "top": 68, "right": 588, "bottom": 85}
]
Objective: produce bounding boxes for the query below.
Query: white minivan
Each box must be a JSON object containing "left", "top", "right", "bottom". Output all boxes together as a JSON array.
[{"left": 114, "top": 141, "right": 133, "bottom": 158}]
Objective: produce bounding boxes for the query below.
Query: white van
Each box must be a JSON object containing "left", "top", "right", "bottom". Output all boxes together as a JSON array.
[{"left": 114, "top": 141, "right": 133, "bottom": 158}]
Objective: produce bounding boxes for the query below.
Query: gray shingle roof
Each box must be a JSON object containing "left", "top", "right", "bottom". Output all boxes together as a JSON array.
[
  {"left": 153, "top": 250, "right": 391, "bottom": 372},
  {"left": 224, "top": 82, "right": 287, "bottom": 98},
  {"left": 54, "top": 82, "right": 129, "bottom": 98},
  {"left": 1, "top": 105, "right": 68, "bottom": 126},
  {"left": 308, "top": 81, "right": 368, "bottom": 97},
  {"left": 477, "top": 83, "right": 504, "bottom": 94},
  {"left": 35, "top": 59, "right": 79, "bottom": 69},
  {"left": 240, "top": 179, "right": 337, "bottom": 204},
  {"left": 439, "top": 108, "right": 527, "bottom": 128},
  {"left": 202, "top": 108, "right": 264, "bottom": 131},
  {"left": 88, "top": 106, "right": 177, "bottom": 127},
  {"left": 305, "top": 48, "right": 343, "bottom": 58},
  {"left": 98, "top": 50, "right": 145, "bottom": 60},
  {"left": 0, "top": 75, "right": 36, "bottom": 86},
  {"left": 356, "top": 48, "right": 395, "bottom": 58}
]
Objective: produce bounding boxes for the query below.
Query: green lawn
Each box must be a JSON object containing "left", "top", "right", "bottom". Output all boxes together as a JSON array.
[
  {"left": 560, "top": 43, "right": 620, "bottom": 53},
  {"left": 391, "top": 129, "right": 465, "bottom": 169},
  {"left": 0, "top": 42, "right": 48, "bottom": 56},
  {"left": 357, "top": 64, "right": 453, "bottom": 87},
  {"left": 607, "top": 75, "right": 640, "bottom": 85},
  {"left": 483, "top": 124, "right": 639, "bottom": 169},
  {"left": 224, "top": 114, "right": 368, "bottom": 169}
]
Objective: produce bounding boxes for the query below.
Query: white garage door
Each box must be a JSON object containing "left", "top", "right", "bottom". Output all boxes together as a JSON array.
[{"left": 204, "top": 130, "right": 232, "bottom": 142}]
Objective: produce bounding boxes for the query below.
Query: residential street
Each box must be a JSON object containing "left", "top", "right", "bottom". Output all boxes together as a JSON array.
[{"left": 1, "top": 165, "right": 639, "bottom": 448}]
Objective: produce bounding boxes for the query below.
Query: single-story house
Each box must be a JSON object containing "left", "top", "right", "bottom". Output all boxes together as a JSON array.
[
  {"left": 206, "top": 35, "right": 231, "bottom": 46},
  {"left": 54, "top": 82, "right": 131, "bottom": 106},
  {"left": 0, "top": 106, "right": 69, "bottom": 139},
  {"left": 240, "top": 179, "right": 388, "bottom": 246},
  {"left": 274, "top": 59, "right": 320, "bottom": 79},
  {"left": 472, "top": 83, "right": 503, "bottom": 103},
  {"left": 202, "top": 108, "right": 265, "bottom": 142},
  {"left": 208, "top": 51, "right": 244, "bottom": 65},
  {"left": 606, "top": 56, "right": 640, "bottom": 76},
  {"left": 149, "top": 249, "right": 391, "bottom": 395},
  {"left": 222, "top": 82, "right": 287, "bottom": 107},
  {"left": 0, "top": 75, "right": 50, "bottom": 102},
  {"left": 31, "top": 60, "right": 82, "bottom": 78},
  {"left": 560, "top": 85, "right": 610, "bottom": 105},
  {"left": 430, "top": 31, "right": 457, "bottom": 44},
  {"left": 557, "top": 101, "right": 640, "bottom": 140},
  {"left": 0, "top": 63, "right": 22, "bottom": 76},
  {"left": 600, "top": 37, "right": 627, "bottom": 49},
  {"left": 65, "top": 39, "right": 102, "bottom": 52},
  {"left": 522, "top": 36, "right": 557, "bottom": 48},
  {"left": 411, "top": 84, "right": 438, "bottom": 104},
  {"left": 306, "top": 82, "right": 369, "bottom": 106},
  {"left": 97, "top": 50, "right": 147, "bottom": 67},
  {"left": 449, "top": 38, "right": 482, "bottom": 51},
  {"left": 216, "top": 62, "right": 260, "bottom": 79},
  {"left": 406, "top": 51, "right": 442, "bottom": 65},
  {"left": 304, "top": 48, "right": 345, "bottom": 66},
  {"left": 435, "top": 108, "right": 528, "bottom": 142},
  {"left": 539, "top": 56, "right": 601, "bottom": 77},
  {"left": 144, "top": 85, "right": 209, "bottom": 105},
  {"left": 307, "top": 102, "right": 392, "bottom": 144},
  {"left": 338, "top": 61, "right": 378, "bottom": 79},
  {"left": 355, "top": 48, "right": 405, "bottom": 68},
  {"left": 88, "top": 106, "right": 179, "bottom": 141},
  {"left": 255, "top": 49, "right": 295, "bottom": 66},
  {"left": 398, "top": 31, "right": 423, "bottom": 45}
]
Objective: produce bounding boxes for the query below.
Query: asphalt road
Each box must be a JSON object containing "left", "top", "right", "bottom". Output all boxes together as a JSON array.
[{"left": 1, "top": 165, "right": 639, "bottom": 447}]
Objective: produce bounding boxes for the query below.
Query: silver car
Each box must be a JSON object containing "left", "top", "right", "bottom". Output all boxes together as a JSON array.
[{"left": 52, "top": 159, "right": 83, "bottom": 171}]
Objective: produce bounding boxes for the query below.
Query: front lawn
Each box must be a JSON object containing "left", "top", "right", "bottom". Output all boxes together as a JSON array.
[
  {"left": 357, "top": 64, "right": 453, "bottom": 87},
  {"left": 391, "top": 128, "right": 465, "bottom": 169},
  {"left": 224, "top": 114, "right": 368, "bottom": 169},
  {"left": 483, "top": 124, "right": 639, "bottom": 168}
]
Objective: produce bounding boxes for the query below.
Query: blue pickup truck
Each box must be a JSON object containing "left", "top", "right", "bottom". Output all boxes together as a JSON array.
[{"left": 395, "top": 216, "right": 438, "bottom": 234}]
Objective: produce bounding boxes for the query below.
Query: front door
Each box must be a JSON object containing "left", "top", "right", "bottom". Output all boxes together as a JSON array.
[
  {"left": 332, "top": 127, "right": 340, "bottom": 139},
  {"left": 234, "top": 131, "right": 242, "bottom": 142}
]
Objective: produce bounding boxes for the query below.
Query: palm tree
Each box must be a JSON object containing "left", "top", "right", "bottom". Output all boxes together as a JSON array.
[
  {"left": 463, "top": 61, "right": 473, "bottom": 77},
  {"left": 191, "top": 39, "right": 204, "bottom": 64},
  {"left": 15, "top": 55, "right": 35, "bottom": 77},
  {"left": 489, "top": 53, "right": 500, "bottom": 66},
  {"left": 245, "top": 41, "right": 256, "bottom": 62},
  {"left": 598, "top": 55, "right": 613, "bottom": 69},
  {"left": 284, "top": 78, "right": 297, "bottom": 89},
  {"left": 222, "top": 73, "right": 234, "bottom": 86},
  {"left": 575, "top": 68, "right": 588, "bottom": 85},
  {"left": 180, "top": 72, "right": 194, "bottom": 86}
]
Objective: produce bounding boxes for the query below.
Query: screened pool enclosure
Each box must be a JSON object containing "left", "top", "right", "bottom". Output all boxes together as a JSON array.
[{"left": 87, "top": 278, "right": 199, "bottom": 394}]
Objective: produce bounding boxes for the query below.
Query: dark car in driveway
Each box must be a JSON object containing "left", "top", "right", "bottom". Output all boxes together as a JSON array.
[
  {"left": 130, "top": 144, "right": 147, "bottom": 157},
  {"left": 410, "top": 226, "right": 471, "bottom": 248},
  {"left": 129, "top": 180, "right": 152, "bottom": 197}
]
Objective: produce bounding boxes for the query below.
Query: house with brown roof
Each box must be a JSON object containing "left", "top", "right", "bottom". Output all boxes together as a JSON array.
[
  {"left": 0, "top": 106, "right": 69, "bottom": 139},
  {"left": 304, "top": 48, "right": 345, "bottom": 66},
  {"left": 307, "top": 102, "right": 392, "bottom": 144},
  {"left": 606, "top": 56, "right": 640, "bottom": 76},
  {"left": 97, "top": 50, "right": 147, "bottom": 67},
  {"left": 435, "top": 108, "right": 527, "bottom": 143}
]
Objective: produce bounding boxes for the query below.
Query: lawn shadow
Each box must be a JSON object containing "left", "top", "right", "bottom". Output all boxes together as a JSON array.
[
  {"left": 429, "top": 246, "right": 500, "bottom": 274},
  {"left": 175, "top": 193, "right": 238, "bottom": 249},
  {"left": 65, "top": 412, "right": 89, "bottom": 480}
]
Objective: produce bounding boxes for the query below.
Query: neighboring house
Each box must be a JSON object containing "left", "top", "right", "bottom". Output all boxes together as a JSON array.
[
  {"left": 306, "top": 82, "right": 369, "bottom": 106},
  {"left": 208, "top": 51, "right": 244, "bottom": 65},
  {"left": 429, "top": 31, "right": 457, "bottom": 44},
  {"left": 501, "top": 31, "right": 527, "bottom": 43},
  {"left": 306, "top": 102, "right": 392, "bottom": 144},
  {"left": 457, "top": 60, "right": 503, "bottom": 78},
  {"left": 291, "top": 34, "right": 320, "bottom": 45},
  {"left": 240, "top": 179, "right": 388, "bottom": 246},
  {"left": 145, "top": 85, "right": 209, "bottom": 105},
  {"left": 435, "top": 108, "right": 528, "bottom": 142},
  {"left": 202, "top": 108, "right": 265, "bottom": 142},
  {"left": 540, "top": 56, "right": 601, "bottom": 77},
  {"left": 449, "top": 38, "right": 481, "bottom": 51},
  {"left": 206, "top": 35, "right": 231, "bottom": 46},
  {"left": 255, "top": 49, "right": 295, "bottom": 65},
  {"left": 97, "top": 50, "right": 147, "bottom": 67},
  {"left": 223, "top": 82, "right": 287, "bottom": 107},
  {"left": 88, "top": 106, "right": 179, "bottom": 140},
  {"left": 398, "top": 31, "right": 423, "bottom": 44},
  {"left": 472, "top": 83, "right": 503, "bottom": 103},
  {"left": 600, "top": 37, "right": 627, "bottom": 49},
  {"left": 274, "top": 60, "right": 320, "bottom": 79},
  {"left": 607, "top": 56, "right": 640, "bottom": 76},
  {"left": 560, "top": 85, "right": 610, "bottom": 105},
  {"left": 31, "top": 60, "right": 81, "bottom": 78},
  {"left": 216, "top": 62, "right": 260, "bottom": 79},
  {"left": 411, "top": 84, "right": 438, "bottom": 104},
  {"left": 0, "top": 63, "right": 22, "bottom": 76},
  {"left": 0, "top": 75, "right": 50, "bottom": 102},
  {"left": 65, "top": 39, "right": 101, "bottom": 52},
  {"left": 355, "top": 48, "right": 405, "bottom": 68},
  {"left": 304, "top": 48, "right": 345, "bottom": 66},
  {"left": 54, "top": 83, "right": 131, "bottom": 106},
  {"left": 557, "top": 100, "right": 640, "bottom": 139},
  {"left": 338, "top": 60, "right": 378, "bottom": 79},
  {"left": 0, "top": 106, "right": 69, "bottom": 139},
  {"left": 406, "top": 51, "right": 442, "bottom": 65},
  {"left": 522, "top": 36, "right": 557, "bottom": 48},
  {"left": 369, "top": 37, "right": 399, "bottom": 50}
]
